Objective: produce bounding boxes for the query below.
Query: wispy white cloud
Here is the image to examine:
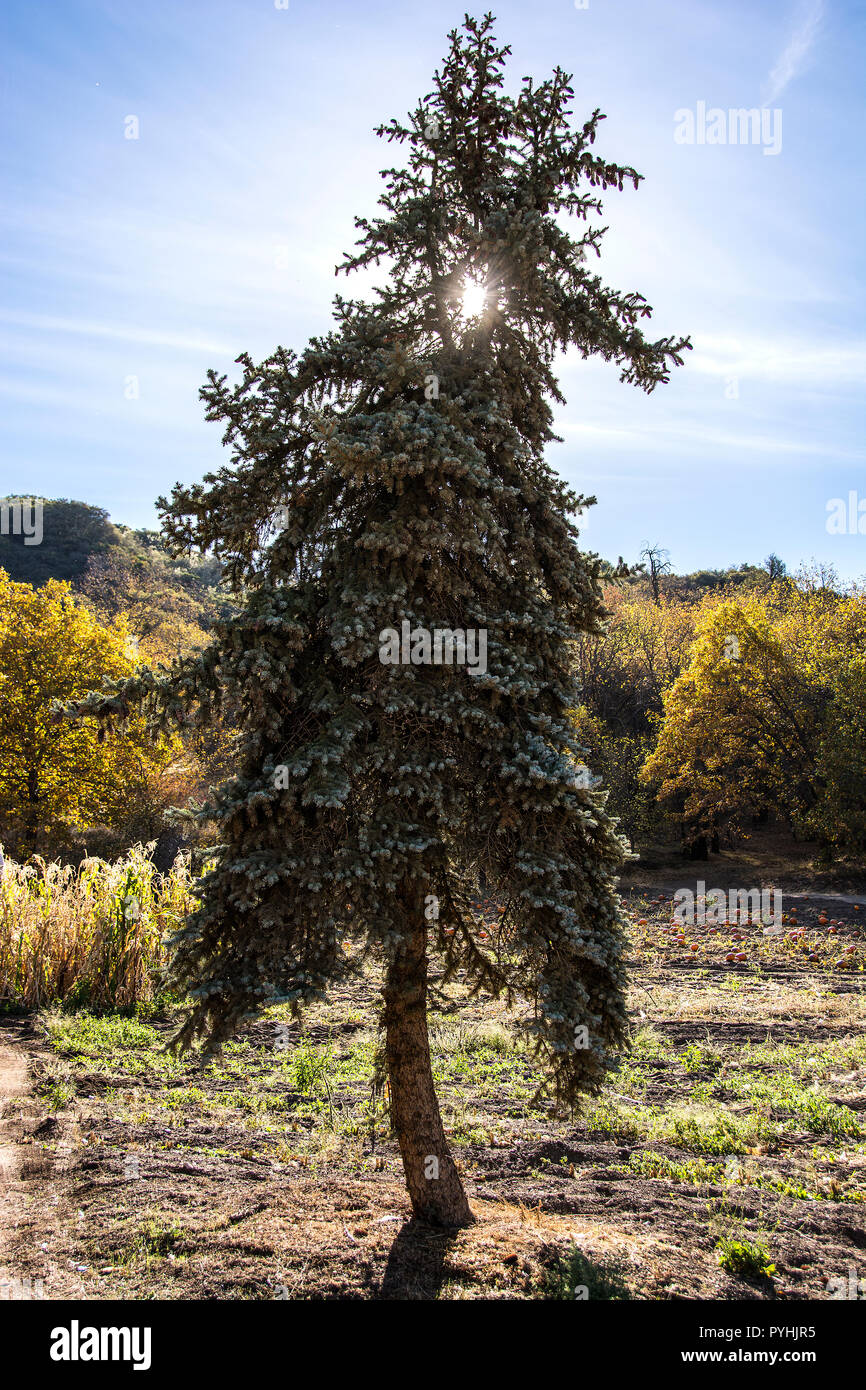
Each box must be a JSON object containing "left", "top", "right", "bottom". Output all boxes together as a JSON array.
[
  {"left": 689, "top": 332, "right": 866, "bottom": 386},
  {"left": 764, "top": 0, "right": 824, "bottom": 104},
  {"left": 557, "top": 417, "right": 865, "bottom": 462},
  {"left": 0, "top": 309, "right": 232, "bottom": 357}
]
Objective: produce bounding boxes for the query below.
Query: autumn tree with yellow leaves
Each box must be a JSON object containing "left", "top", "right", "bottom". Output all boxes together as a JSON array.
[
  {"left": 570, "top": 589, "right": 697, "bottom": 839},
  {"left": 0, "top": 571, "right": 175, "bottom": 858},
  {"left": 641, "top": 586, "right": 866, "bottom": 860}
]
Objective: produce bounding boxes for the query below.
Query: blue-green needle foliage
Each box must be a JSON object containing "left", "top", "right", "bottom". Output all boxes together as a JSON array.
[{"left": 74, "top": 16, "right": 690, "bottom": 1104}]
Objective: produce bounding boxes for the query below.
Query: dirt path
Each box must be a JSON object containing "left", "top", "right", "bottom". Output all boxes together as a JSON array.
[
  {"left": 0, "top": 1030, "right": 30, "bottom": 1299},
  {"left": 783, "top": 891, "right": 866, "bottom": 906},
  {"left": 623, "top": 882, "right": 866, "bottom": 908}
]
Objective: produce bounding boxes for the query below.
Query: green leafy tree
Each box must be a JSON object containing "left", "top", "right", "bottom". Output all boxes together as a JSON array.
[{"left": 77, "top": 15, "right": 689, "bottom": 1225}]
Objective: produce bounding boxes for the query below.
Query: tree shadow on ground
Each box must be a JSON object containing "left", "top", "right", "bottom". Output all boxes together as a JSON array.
[{"left": 378, "top": 1217, "right": 462, "bottom": 1299}]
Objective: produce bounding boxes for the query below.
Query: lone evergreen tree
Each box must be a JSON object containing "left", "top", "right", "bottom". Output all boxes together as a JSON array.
[{"left": 78, "top": 14, "right": 690, "bottom": 1227}]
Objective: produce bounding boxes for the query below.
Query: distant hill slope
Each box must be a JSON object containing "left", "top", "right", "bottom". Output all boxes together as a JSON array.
[
  {"left": 0, "top": 498, "right": 121, "bottom": 585},
  {"left": 1, "top": 495, "right": 777, "bottom": 614},
  {"left": 0, "top": 498, "right": 232, "bottom": 647}
]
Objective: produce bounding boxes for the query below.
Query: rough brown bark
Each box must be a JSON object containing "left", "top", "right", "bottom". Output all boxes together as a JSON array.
[{"left": 383, "top": 883, "right": 474, "bottom": 1227}]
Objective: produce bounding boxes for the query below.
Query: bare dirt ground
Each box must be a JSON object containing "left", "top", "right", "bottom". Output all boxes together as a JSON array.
[
  {"left": 0, "top": 1026, "right": 33, "bottom": 1299},
  {"left": 1, "top": 840, "right": 865, "bottom": 1301},
  {"left": 621, "top": 827, "right": 866, "bottom": 898}
]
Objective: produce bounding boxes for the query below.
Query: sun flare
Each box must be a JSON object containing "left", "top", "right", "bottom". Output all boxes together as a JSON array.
[{"left": 460, "top": 280, "right": 487, "bottom": 318}]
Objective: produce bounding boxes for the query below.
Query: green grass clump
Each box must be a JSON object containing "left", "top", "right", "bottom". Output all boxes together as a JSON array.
[
  {"left": 682, "top": 1043, "right": 723, "bottom": 1074},
  {"left": 727, "top": 1072, "right": 863, "bottom": 1140},
  {"left": 123, "top": 1217, "right": 185, "bottom": 1265},
  {"left": 47, "top": 1012, "right": 161, "bottom": 1055},
  {"left": 289, "top": 1043, "right": 333, "bottom": 1094},
  {"left": 667, "top": 1115, "right": 744, "bottom": 1156},
  {"left": 42, "top": 1078, "right": 75, "bottom": 1111},
  {"left": 547, "top": 1247, "right": 633, "bottom": 1300},
  {"left": 626, "top": 1151, "right": 723, "bottom": 1185},
  {"left": 715, "top": 1236, "right": 775, "bottom": 1280},
  {"left": 585, "top": 1101, "right": 644, "bottom": 1142}
]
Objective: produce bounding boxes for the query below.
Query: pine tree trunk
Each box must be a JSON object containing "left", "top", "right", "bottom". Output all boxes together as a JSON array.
[{"left": 383, "top": 885, "right": 474, "bottom": 1227}]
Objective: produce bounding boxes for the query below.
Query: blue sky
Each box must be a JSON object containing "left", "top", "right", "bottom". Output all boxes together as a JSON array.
[{"left": 1, "top": 0, "right": 864, "bottom": 578}]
